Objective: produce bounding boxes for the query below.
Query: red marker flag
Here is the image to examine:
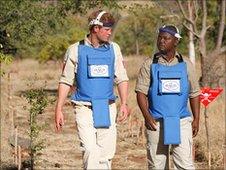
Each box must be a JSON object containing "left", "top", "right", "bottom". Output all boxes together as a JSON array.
[{"left": 200, "top": 87, "right": 223, "bottom": 107}]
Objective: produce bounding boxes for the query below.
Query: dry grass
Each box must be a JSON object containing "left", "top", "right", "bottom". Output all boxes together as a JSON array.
[{"left": 0, "top": 56, "right": 225, "bottom": 169}]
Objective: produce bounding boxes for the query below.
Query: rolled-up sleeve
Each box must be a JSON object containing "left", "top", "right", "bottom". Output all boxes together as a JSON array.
[
  {"left": 135, "top": 58, "right": 152, "bottom": 95},
  {"left": 185, "top": 58, "right": 200, "bottom": 98},
  {"left": 59, "top": 43, "right": 78, "bottom": 86},
  {"left": 112, "top": 42, "right": 129, "bottom": 84}
]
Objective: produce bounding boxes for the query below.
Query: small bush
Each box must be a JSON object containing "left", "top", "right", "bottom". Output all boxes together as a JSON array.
[
  {"left": 38, "top": 35, "right": 70, "bottom": 62},
  {"left": 194, "top": 141, "right": 207, "bottom": 162},
  {"left": 0, "top": 52, "right": 12, "bottom": 76},
  {"left": 24, "top": 88, "right": 48, "bottom": 169}
]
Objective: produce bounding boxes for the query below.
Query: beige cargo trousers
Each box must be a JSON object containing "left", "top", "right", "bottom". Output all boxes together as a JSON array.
[
  {"left": 146, "top": 117, "right": 195, "bottom": 170},
  {"left": 74, "top": 103, "right": 117, "bottom": 169}
]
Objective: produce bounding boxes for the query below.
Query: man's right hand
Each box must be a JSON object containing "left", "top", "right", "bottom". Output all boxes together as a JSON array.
[
  {"left": 55, "top": 110, "right": 64, "bottom": 132},
  {"left": 145, "top": 116, "right": 157, "bottom": 131},
  {"left": 136, "top": 92, "right": 157, "bottom": 131},
  {"left": 54, "top": 83, "right": 71, "bottom": 132}
]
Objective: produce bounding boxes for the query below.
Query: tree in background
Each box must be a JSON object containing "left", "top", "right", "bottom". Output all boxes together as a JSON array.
[
  {"left": 2, "top": 0, "right": 224, "bottom": 70},
  {"left": 114, "top": 3, "right": 170, "bottom": 56},
  {"left": 0, "top": 0, "right": 188, "bottom": 61},
  {"left": 0, "top": 30, "right": 13, "bottom": 75},
  {"left": 113, "top": 1, "right": 190, "bottom": 57},
  {"left": 0, "top": 0, "right": 121, "bottom": 61},
  {"left": 177, "top": 0, "right": 225, "bottom": 87},
  {"left": 184, "top": 1, "right": 196, "bottom": 66},
  {"left": 56, "top": 0, "right": 121, "bottom": 15},
  {"left": 0, "top": 0, "right": 65, "bottom": 58}
]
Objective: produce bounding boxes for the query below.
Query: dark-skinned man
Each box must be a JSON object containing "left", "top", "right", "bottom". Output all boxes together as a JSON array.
[{"left": 135, "top": 25, "right": 200, "bottom": 169}]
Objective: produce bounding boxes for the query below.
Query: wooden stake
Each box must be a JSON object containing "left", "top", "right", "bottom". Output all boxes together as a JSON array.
[
  {"left": 7, "top": 72, "right": 11, "bottom": 101},
  {"left": 223, "top": 144, "right": 226, "bottom": 170},
  {"left": 8, "top": 72, "right": 16, "bottom": 138},
  {"left": 18, "top": 146, "right": 21, "bottom": 170},
  {"left": 168, "top": 147, "right": 171, "bottom": 169},
  {"left": 14, "top": 126, "right": 18, "bottom": 165},
  {"left": 141, "top": 123, "right": 145, "bottom": 147},
  {"left": 204, "top": 107, "right": 211, "bottom": 169},
  {"left": 128, "top": 114, "right": 132, "bottom": 137},
  {"left": 193, "top": 143, "right": 196, "bottom": 161},
  {"left": 11, "top": 109, "right": 15, "bottom": 137}
]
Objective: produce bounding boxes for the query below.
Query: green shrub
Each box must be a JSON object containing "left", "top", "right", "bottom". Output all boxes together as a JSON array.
[
  {"left": 0, "top": 52, "right": 12, "bottom": 76},
  {"left": 38, "top": 35, "right": 70, "bottom": 62},
  {"left": 24, "top": 88, "right": 48, "bottom": 169}
]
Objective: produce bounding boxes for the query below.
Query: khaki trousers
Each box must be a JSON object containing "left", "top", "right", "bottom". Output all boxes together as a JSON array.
[
  {"left": 146, "top": 117, "right": 195, "bottom": 170},
  {"left": 74, "top": 103, "right": 117, "bottom": 170}
]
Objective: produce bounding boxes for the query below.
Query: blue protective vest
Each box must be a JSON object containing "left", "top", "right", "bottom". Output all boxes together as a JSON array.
[
  {"left": 148, "top": 54, "right": 191, "bottom": 145},
  {"left": 71, "top": 40, "right": 116, "bottom": 128}
]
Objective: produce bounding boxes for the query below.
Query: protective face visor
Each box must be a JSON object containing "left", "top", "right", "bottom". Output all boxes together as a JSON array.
[
  {"left": 89, "top": 11, "right": 114, "bottom": 28},
  {"left": 158, "top": 25, "right": 182, "bottom": 39}
]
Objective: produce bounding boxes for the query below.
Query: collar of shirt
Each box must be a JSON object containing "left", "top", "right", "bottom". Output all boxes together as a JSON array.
[
  {"left": 158, "top": 52, "right": 181, "bottom": 65},
  {"left": 84, "top": 35, "right": 110, "bottom": 48}
]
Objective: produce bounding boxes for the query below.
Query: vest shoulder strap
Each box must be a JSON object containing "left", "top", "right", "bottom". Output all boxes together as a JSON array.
[
  {"left": 152, "top": 52, "right": 159, "bottom": 64},
  {"left": 79, "top": 39, "right": 85, "bottom": 45},
  {"left": 152, "top": 52, "right": 184, "bottom": 63},
  {"left": 176, "top": 53, "right": 184, "bottom": 63}
]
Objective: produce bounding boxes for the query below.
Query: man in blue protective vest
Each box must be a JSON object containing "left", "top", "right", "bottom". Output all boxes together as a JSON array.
[
  {"left": 135, "top": 25, "right": 200, "bottom": 169},
  {"left": 55, "top": 10, "right": 129, "bottom": 169}
]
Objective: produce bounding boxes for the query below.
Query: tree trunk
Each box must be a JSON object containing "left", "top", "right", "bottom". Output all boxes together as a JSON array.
[
  {"left": 188, "top": 1, "right": 196, "bottom": 65},
  {"left": 135, "top": 39, "right": 139, "bottom": 56},
  {"left": 200, "top": 55, "right": 210, "bottom": 87},
  {"left": 134, "top": 20, "right": 140, "bottom": 55},
  {"left": 199, "top": 36, "right": 209, "bottom": 86},
  {"left": 200, "top": 53, "right": 219, "bottom": 87},
  {"left": 189, "top": 33, "right": 196, "bottom": 65},
  {"left": 177, "top": 0, "right": 225, "bottom": 87}
]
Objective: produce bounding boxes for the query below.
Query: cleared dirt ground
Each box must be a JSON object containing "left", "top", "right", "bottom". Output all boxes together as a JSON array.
[{"left": 1, "top": 56, "right": 225, "bottom": 169}]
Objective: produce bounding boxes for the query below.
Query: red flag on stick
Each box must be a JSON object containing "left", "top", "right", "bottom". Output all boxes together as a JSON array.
[{"left": 200, "top": 87, "right": 223, "bottom": 107}]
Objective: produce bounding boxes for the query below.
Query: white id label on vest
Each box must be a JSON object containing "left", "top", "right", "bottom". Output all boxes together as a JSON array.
[
  {"left": 161, "top": 79, "right": 180, "bottom": 93},
  {"left": 90, "top": 65, "right": 109, "bottom": 77}
]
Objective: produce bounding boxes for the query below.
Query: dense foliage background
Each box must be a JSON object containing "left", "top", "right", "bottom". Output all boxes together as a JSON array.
[{"left": 0, "top": 0, "right": 225, "bottom": 62}]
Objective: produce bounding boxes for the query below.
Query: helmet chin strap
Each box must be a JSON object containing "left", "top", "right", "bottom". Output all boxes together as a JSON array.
[{"left": 89, "top": 11, "right": 106, "bottom": 26}]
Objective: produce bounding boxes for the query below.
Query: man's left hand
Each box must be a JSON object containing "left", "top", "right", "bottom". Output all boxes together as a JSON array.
[{"left": 192, "top": 118, "right": 199, "bottom": 137}]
